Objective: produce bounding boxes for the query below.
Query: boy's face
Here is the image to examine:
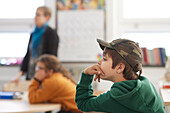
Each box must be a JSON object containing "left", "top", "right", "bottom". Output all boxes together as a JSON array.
[{"left": 97, "top": 53, "right": 117, "bottom": 81}]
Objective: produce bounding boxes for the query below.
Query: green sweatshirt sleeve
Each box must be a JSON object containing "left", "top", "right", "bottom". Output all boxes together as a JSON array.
[{"left": 75, "top": 72, "right": 113, "bottom": 112}]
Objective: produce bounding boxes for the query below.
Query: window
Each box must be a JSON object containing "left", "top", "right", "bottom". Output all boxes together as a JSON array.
[
  {"left": 0, "top": 0, "right": 45, "bottom": 65},
  {"left": 0, "top": 0, "right": 45, "bottom": 32},
  {"left": 0, "top": 32, "right": 30, "bottom": 65},
  {"left": 121, "top": 32, "right": 170, "bottom": 55},
  {"left": 122, "top": 0, "right": 170, "bottom": 19},
  {"left": 0, "top": 0, "right": 44, "bottom": 19},
  {"left": 115, "top": 0, "right": 170, "bottom": 58}
]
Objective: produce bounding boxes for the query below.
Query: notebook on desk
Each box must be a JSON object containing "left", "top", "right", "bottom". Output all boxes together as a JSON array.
[{"left": 0, "top": 91, "right": 23, "bottom": 99}]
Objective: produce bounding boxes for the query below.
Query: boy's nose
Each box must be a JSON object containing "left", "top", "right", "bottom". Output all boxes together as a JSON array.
[{"left": 97, "top": 59, "right": 103, "bottom": 65}]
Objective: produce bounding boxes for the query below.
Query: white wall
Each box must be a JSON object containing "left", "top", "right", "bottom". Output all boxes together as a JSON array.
[{"left": 45, "top": 0, "right": 56, "bottom": 29}]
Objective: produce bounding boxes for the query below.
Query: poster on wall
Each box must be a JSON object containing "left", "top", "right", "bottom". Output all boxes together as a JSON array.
[
  {"left": 56, "top": 0, "right": 105, "bottom": 62},
  {"left": 56, "top": 0, "right": 105, "bottom": 10}
]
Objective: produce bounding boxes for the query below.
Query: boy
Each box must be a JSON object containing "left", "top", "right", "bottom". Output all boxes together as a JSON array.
[{"left": 75, "top": 39, "right": 165, "bottom": 113}]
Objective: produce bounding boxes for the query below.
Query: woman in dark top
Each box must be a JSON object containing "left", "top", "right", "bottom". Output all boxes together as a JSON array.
[{"left": 11, "top": 6, "right": 59, "bottom": 83}]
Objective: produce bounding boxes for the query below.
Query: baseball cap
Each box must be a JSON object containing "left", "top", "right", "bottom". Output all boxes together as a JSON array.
[{"left": 97, "top": 38, "right": 143, "bottom": 72}]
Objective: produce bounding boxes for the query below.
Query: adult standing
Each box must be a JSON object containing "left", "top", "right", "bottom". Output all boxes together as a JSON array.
[{"left": 11, "top": 6, "right": 59, "bottom": 83}]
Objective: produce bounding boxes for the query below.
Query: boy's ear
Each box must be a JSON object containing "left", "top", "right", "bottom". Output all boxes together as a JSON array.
[{"left": 116, "top": 63, "right": 125, "bottom": 74}]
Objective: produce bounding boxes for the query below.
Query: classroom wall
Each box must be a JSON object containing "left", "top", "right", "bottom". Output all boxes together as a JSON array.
[
  {"left": 45, "top": 0, "right": 56, "bottom": 29},
  {"left": 0, "top": 0, "right": 169, "bottom": 112}
]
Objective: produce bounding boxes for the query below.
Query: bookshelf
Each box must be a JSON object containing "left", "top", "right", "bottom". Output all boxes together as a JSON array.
[{"left": 141, "top": 47, "right": 167, "bottom": 67}]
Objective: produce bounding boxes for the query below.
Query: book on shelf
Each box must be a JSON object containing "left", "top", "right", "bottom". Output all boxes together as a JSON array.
[
  {"left": 141, "top": 47, "right": 167, "bottom": 66},
  {"left": 141, "top": 48, "right": 149, "bottom": 65}
]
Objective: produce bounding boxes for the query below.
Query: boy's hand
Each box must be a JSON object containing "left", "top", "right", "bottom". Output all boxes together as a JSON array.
[{"left": 84, "top": 65, "right": 104, "bottom": 82}]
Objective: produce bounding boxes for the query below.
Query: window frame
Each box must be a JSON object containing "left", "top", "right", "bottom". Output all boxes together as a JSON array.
[{"left": 117, "top": 0, "right": 170, "bottom": 33}]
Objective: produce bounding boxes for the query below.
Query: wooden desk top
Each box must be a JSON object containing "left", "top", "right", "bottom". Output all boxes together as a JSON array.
[
  {"left": 0, "top": 92, "right": 61, "bottom": 113},
  {"left": 160, "top": 89, "right": 170, "bottom": 106},
  {"left": 0, "top": 99, "right": 61, "bottom": 113}
]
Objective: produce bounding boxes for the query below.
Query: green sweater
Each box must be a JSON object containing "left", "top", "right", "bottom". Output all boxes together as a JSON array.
[{"left": 75, "top": 72, "right": 165, "bottom": 113}]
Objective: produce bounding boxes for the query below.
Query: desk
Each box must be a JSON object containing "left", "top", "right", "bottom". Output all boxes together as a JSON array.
[
  {"left": 0, "top": 92, "right": 61, "bottom": 113},
  {"left": 160, "top": 89, "right": 170, "bottom": 106},
  {"left": 0, "top": 100, "right": 61, "bottom": 113}
]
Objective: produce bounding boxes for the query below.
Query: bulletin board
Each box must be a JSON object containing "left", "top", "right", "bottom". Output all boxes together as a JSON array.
[{"left": 56, "top": 0, "right": 105, "bottom": 62}]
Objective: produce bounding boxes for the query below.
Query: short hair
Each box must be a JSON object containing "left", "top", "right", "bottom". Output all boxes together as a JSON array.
[
  {"left": 104, "top": 48, "right": 141, "bottom": 80},
  {"left": 37, "top": 6, "right": 51, "bottom": 17}
]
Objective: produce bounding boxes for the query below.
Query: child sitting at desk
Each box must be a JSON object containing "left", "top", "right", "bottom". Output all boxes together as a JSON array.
[
  {"left": 75, "top": 39, "right": 165, "bottom": 113},
  {"left": 28, "top": 54, "right": 82, "bottom": 113}
]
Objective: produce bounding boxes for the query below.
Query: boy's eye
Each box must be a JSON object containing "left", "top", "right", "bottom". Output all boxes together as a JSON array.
[{"left": 103, "top": 58, "right": 107, "bottom": 61}]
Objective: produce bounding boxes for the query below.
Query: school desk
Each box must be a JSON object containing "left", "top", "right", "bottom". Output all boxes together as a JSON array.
[
  {"left": 0, "top": 92, "right": 61, "bottom": 113},
  {"left": 160, "top": 89, "right": 170, "bottom": 106}
]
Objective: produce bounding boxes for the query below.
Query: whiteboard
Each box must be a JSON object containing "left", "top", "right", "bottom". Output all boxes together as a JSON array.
[{"left": 58, "top": 10, "right": 105, "bottom": 62}]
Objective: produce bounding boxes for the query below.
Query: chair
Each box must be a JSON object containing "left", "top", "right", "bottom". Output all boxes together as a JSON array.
[{"left": 3, "top": 80, "right": 31, "bottom": 92}]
